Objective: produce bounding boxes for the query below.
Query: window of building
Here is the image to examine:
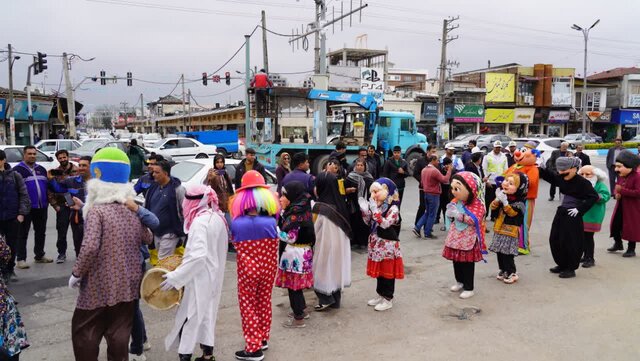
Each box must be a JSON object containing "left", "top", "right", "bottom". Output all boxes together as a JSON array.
[
  {"left": 388, "top": 75, "right": 401, "bottom": 81},
  {"left": 576, "top": 90, "right": 602, "bottom": 111}
]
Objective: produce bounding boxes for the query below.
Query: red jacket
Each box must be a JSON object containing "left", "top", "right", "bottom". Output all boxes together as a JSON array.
[
  {"left": 421, "top": 165, "right": 451, "bottom": 195},
  {"left": 612, "top": 170, "right": 640, "bottom": 242},
  {"left": 251, "top": 73, "right": 273, "bottom": 88}
]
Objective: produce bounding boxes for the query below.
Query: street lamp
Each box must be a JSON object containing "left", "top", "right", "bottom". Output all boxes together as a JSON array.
[{"left": 572, "top": 19, "right": 600, "bottom": 141}]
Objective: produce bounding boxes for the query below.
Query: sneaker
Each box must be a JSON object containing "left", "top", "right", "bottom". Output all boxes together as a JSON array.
[
  {"left": 56, "top": 254, "right": 66, "bottom": 264},
  {"left": 496, "top": 271, "right": 506, "bottom": 281},
  {"left": 235, "top": 349, "right": 264, "bottom": 361},
  {"left": 503, "top": 273, "right": 519, "bottom": 284},
  {"left": 143, "top": 341, "right": 151, "bottom": 351},
  {"left": 424, "top": 234, "right": 437, "bottom": 240},
  {"left": 558, "top": 270, "right": 576, "bottom": 279},
  {"left": 16, "top": 261, "right": 29, "bottom": 269},
  {"left": 314, "top": 303, "right": 333, "bottom": 312},
  {"left": 34, "top": 256, "right": 53, "bottom": 264},
  {"left": 367, "top": 296, "right": 383, "bottom": 306},
  {"left": 287, "top": 311, "right": 310, "bottom": 319},
  {"left": 374, "top": 298, "right": 393, "bottom": 311},
  {"left": 261, "top": 340, "right": 268, "bottom": 351},
  {"left": 459, "top": 290, "right": 475, "bottom": 299},
  {"left": 129, "top": 353, "right": 147, "bottom": 361},
  {"left": 581, "top": 259, "right": 595, "bottom": 268},
  {"left": 450, "top": 282, "right": 464, "bottom": 292},
  {"left": 412, "top": 228, "right": 421, "bottom": 238},
  {"left": 548, "top": 266, "right": 562, "bottom": 274},
  {"left": 283, "top": 318, "right": 306, "bottom": 328}
]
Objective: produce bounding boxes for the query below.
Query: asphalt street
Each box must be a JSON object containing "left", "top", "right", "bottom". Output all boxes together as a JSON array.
[{"left": 14, "top": 156, "right": 640, "bottom": 361}]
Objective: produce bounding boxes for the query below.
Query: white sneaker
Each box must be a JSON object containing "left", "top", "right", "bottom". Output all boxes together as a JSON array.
[
  {"left": 143, "top": 341, "right": 151, "bottom": 351},
  {"left": 450, "top": 283, "right": 464, "bottom": 292},
  {"left": 459, "top": 290, "right": 475, "bottom": 299},
  {"left": 367, "top": 296, "right": 383, "bottom": 306},
  {"left": 16, "top": 261, "right": 29, "bottom": 269},
  {"left": 129, "top": 353, "right": 146, "bottom": 361},
  {"left": 374, "top": 298, "right": 393, "bottom": 311}
]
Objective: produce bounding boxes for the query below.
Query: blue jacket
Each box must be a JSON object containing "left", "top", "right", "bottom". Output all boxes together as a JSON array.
[
  {"left": 14, "top": 162, "right": 48, "bottom": 209},
  {"left": 50, "top": 175, "right": 89, "bottom": 224},
  {"left": 144, "top": 177, "right": 185, "bottom": 237},
  {"left": 231, "top": 215, "right": 278, "bottom": 242},
  {"left": 134, "top": 172, "right": 154, "bottom": 196},
  {"left": 0, "top": 164, "right": 31, "bottom": 221}
]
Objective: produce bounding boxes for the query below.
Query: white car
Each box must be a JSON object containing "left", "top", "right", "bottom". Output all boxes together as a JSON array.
[
  {"left": 35, "top": 139, "right": 82, "bottom": 158},
  {"left": 146, "top": 137, "right": 217, "bottom": 162},
  {"left": 513, "top": 137, "right": 566, "bottom": 165},
  {"left": 0, "top": 145, "right": 60, "bottom": 171},
  {"left": 142, "top": 133, "right": 162, "bottom": 148},
  {"left": 170, "top": 158, "right": 277, "bottom": 191}
]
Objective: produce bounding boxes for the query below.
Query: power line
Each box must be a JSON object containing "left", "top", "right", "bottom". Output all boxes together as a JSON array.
[{"left": 191, "top": 83, "right": 245, "bottom": 98}]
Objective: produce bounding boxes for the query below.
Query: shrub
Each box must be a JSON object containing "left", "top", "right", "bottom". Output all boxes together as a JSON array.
[{"left": 584, "top": 142, "right": 639, "bottom": 150}]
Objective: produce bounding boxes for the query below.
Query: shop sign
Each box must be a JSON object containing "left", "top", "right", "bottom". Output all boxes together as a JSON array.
[
  {"left": 484, "top": 108, "right": 515, "bottom": 123},
  {"left": 485, "top": 73, "right": 515, "bottom": 103},
  {"left": 12, "top": 100, "right": 53, "bottom": 122},
  {"left": 0, "top": 99, "right": 6, "bottom": 119},
  {"left": 587, "top": 111, "right": 602, "bottom": 121},
  {"left": 421, "top": 102, "right": 437, "bottom": 120},
  {"left": 360, "top": 67, "right": 384, "bottom": 106},
  {"left": 453, "top": 104, "right": 484, "bottom": 123},
  {"left": 629, "top": 94, "right": 640, "bottom": 107},
  {"left": 548, "top": 110, "right": 570, "bottom": 123},
  {"left": 551, "top": 77, "right": 572, "bottom": 106},
  {"left": 612, "top": 109, "right": 640, "bottom": 125},
  {"left": 592, "top": 110, "right": 611, "bottom": 123},
  {"left": 513, "top": 108, "right": 535, "bottom": 124}
]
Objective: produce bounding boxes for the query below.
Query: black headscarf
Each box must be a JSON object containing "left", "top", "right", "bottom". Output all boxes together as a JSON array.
[
  {"left": 280, "top": 181, "right": 315, "bottom": 246},
  {"left": 312, "top": 172, "right": 352, "bottom": 237}
]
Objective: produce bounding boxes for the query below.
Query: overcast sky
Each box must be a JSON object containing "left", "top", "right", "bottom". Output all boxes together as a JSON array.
[{"left": 2, "top": 0, "right": 639, "bottom": 113}]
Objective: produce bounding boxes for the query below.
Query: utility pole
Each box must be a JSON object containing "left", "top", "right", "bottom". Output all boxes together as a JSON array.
[
  {"left": 26, "top": 61, "right": 35, "bottom": 144},
  {"left": 187, "top": 88, "right": 192, "bottom": 131},
  {"left": 181, "top": 74, "right": 186, "bottom": 131},
  {"left": 140, "top": 93, "right": 144, "bottom": 131},
  {"left": 261, "top": 10, "right": 269, "bottom": 74},
  {"left": 7, "top": 44, "right": 16, "bottom": 145},
  {"left": 62, "top": 53, "right": 78, "bottom": 139},
  {"left": 437, "top": 17, "right": 459, "bottom": 148},
  {"left": 244, "top": 34, "right": 251, "bottom": 144},
  {"left": 572, "top": 19, "right": 600, "bottom": 140}
]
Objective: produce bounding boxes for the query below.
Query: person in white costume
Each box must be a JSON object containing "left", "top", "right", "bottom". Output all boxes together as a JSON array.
[{"left": 160, "top": 184, "right": 229, "bottom": 361}]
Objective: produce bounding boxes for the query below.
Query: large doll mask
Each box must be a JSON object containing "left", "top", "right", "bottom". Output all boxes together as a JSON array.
[{"left": 451, "top": 179, "right": 471, "bottom": 204}]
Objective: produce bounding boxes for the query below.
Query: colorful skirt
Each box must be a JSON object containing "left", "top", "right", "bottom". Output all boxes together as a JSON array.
[
  {"left": 366, "top": 235, "right": 404, "bottom": 279},
  {"left": 0, "top": 295, "right": 29, "bottom": 357},
  {"left": 275, "top": 244, "right": 313, "bottom": 291},
  {"left": 442, "top": 244, "right": 483, "bottom": 263}
]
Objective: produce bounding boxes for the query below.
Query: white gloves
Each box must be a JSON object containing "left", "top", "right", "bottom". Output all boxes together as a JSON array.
[
  {"left": 358, "top": 197, "right": 369, "bottom": 213},
  {"left": 445, "top": 203, "right": 459, "bottom": 219},
  {"left": 159, "top": 274, "right": 176, "bottom": 291},
  {"left": 567, "top": 208, "right": 579, "bottom": 217},
  {"left": 68, "top": 275, "right": 81, "bottom": 289},
  {"left": 495, "top": 188, "right": 509, "bottom": 206}
]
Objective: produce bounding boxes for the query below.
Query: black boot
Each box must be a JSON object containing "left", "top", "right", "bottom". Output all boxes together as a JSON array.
[
  {"left": 581, "top": 258, "right": 595, "bottom": 268},
  {"left": 179, "top": 354, "right": 193, "bottom": 361},
  {"left": 623, "top": 242, "right": 636, "bottom": 258},
  {"left": 194, "top": 345, "right": 215, "bottom": 361},
  {"left": 607, "top": 241, "right": 624, "bottom": 252}
]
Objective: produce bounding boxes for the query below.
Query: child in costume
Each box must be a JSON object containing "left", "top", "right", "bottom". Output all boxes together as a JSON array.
[
  {"left": 162, "top": 184, "right": 228, "bottom": 361},
  {"left": 359, "top": 178, "right": 404, "bottom": 311},
  {"left": 489, "top": 173, "right": 529, "bottom": 284},
  {"left": 229, "top": 171, "right": 280, "bottom": 361},
  {"left": 607, "top": 151, "right": 640, "bottom": 257},
  {"left": 276, "top": 181, "right": 315, "bottom": 328},
  {"left": 442, "top": 171, "right": 486, "bottom": 299},
  {"left": 577, "top": 165, "right": 610, "bottom": 268}
]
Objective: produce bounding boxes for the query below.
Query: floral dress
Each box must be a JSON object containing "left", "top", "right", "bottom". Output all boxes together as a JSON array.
[
  {"left": 275, "top": 228, "right": 314, "bottom": 291},
  {"left": 0, "top": 237, "right": 28, "bottom": 357},
  {"left": 363, "top": 204, "right": 404, "bottom": 279}
]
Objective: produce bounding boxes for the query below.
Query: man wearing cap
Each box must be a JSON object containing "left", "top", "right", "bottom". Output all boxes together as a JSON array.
[
  {"left": 482, "top": 141, "right": 509, "bottom": 220},
  {"left": 539, "top": 156, "right": 598, "bottom": 278},
  {"left": 382, "top": 145, "right": 410, "bottom": 205},
  {"left": 464, "top": 147, "right": 485, "bottom": 179},
  {"left": 505, "top": 141, "right": 518, "bottom": 167},
  {"left": 546, "top": 141, "right": 570, "bottom": 201},
  {"left": 607, "top": 150, "right": 640, "bottom": 257},
  {"left": 69, "top": 148, "right": 153, "bottom": 360},
  {"left": 281, "top": 152, "right": 315, "bottom": 195},
  {"left": 234, "top": 148, "right": 267, "bottom": 190},
  {"left": 605, "top": 138, "right": 624, "bottom": 193}
]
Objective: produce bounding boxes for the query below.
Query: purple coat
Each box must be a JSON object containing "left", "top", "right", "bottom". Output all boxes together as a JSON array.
[{"left": 611, "top": 170, "right": 640, "bottom": 242}]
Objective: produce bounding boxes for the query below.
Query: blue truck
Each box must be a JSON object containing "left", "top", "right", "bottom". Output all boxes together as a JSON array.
[
  {"left": 177, "top": 129, "right": 239, "bottom": 158},
  {"left": 247, "top": 88, "right": 429, "bottom": 174}
]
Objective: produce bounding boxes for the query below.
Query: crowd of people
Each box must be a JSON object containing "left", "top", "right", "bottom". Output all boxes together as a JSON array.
[{"left": 0, "top": 136, "right": 637, "bottom": 360}]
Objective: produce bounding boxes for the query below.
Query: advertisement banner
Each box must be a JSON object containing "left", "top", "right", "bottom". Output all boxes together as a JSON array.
[
  {"left": 484, "top": 108, "right": 515, "bottom": 123},
  {"left": 421, "top": 102, "right": 437, "bottom": 120},
  {"left": 629, "top": 94, "right": 640, "bottom": 107},
  {"left": 453, "top": 104, "right": 484, "bottom": 123},
  {"left": 13, "top": 100, "right": 53, "bottom": 121},
  {"left": 547, "top": 110, "right": 570, "bottom": 123},
  {"left": 485, "top": 73, "right": 515, "bottom": 103},
  {"left": 612, "top": 109, "right": 640, "bottom": 125},
  {"left": 513, "top": 108, "right": 535, "bottom": 124},
  {"left": 551, "top": 78, "right": 572, "bottom": 106},
  {"left": 0, "top": 99, "right": 6, "bottom": 119},
  {"left": 591, "top": 110, "right": 611, "bottom": 123},
  {"left": 360, "top": 67, "right": 384, "bottom": 106}
]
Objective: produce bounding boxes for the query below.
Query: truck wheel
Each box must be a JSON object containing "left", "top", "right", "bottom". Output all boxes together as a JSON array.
[
  {"left": 405, "top": 151, "right": 423, "bottom": 175},
  {"left": 196, "top": 153, "right": 208, "bottom": 159},
  {"left": 312, "top": 154, "right": 330, "bottom": 175},
  {"left": 216, "top": 149, "right": 228, "bottom": 158}
]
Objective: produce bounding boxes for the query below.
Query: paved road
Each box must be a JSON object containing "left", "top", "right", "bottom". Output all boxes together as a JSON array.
[{"left": 16, "top": 156, "right": 640, "bottom": 360}]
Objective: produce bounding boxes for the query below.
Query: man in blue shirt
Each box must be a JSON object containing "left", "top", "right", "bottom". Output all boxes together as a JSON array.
[{"left": 281, "top": 152, "right": 315, "bottom": 195}]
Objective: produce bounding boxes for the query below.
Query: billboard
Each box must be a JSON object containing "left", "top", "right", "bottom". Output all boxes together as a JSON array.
[
  {"left": 548, "top": 110, "right": 570, "bottom": 123},
  {"left": 513, "top": 108, "right": 535, "bottom": 124},
  {"left": 361, "top": 67, "right": 384, "bottom": 106},
  {"left": 0, "top": 99, "right": 6, "bottom": 119},
  {"left": 13, "top": 100, "right": 53, "bottom": 121},
  {"left": 485, "top": 73, "right": 515, "bottom": 103},
  {"left": 453, "top": 104, "right": 484, "bottom": 123},
  {"left": 551, "top": 78, "right": 572, "bottom": 106},
  {"left": 484, "top": 108, "right": 515, "bottom": 123}
]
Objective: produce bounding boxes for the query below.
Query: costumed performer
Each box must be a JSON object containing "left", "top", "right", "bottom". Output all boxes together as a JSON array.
[
  {"left": 607, "top": 151, "right": 640, "bottom": 257},
  {"left": 577, "top": 165, "right": 610, "bottom": 268}
]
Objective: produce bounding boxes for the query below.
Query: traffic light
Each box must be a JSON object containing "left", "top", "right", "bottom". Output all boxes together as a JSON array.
[
  {"left": 225, "top": 72, "right": 231, "bottom": 86},
  {"left": 212, "top": 75, "right": 220, "bottom": 83},
  {"left": 126, "top": 72, "right": 133, "bottom": 86},
  {"left": 100, "top": 70, "right": 106, "bottom": 85},
  {"left": 202, "top": 72, "right": 208, "bottom": 86},
  {"left": 36, "top": 52, "right": 47, "bottom": 73}
]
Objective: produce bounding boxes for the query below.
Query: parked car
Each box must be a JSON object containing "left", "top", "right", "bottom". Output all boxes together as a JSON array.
[
  {"left": 587, "top": 132, "right": 603, "bottom": 143},
  {"left": 142, "top": 133, "right": 162, "bottom": 148},
  {"left": 564, "top": 133, "right": 598, "bottom": 145},
  {"left": 513, "top": 137, "right": 566, "bottom": 165},
  {"left": 169, "top": 158, "right": 277, "bottom": 191},
  {"left": 631, "top": 134, "right": 640, "bottom": 142},
  {"left": 70, "top": 139, "right": 173, "bottom": 164},
  {"left": 0, "top": 145, "right": 60, "bottom": 171},
  {"left": 35, "top": 139, "right": 82, "bottom": 157},
  {"left": 476, "top": 134, "right": 512, "bottom": 152},
  {"left": 447, "top": 134, "right": 483, "bottom": 152},
  {"left": 146, "top": 137, "right": 217, "bottom": 162}
]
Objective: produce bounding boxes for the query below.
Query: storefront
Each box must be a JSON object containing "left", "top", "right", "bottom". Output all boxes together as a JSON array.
[
  {"left": 482, "top": 108, "right": 513, "bottom": 134},
  {"left": 589, "top": 110, "right": 616, "bottom": 142},
  {"left": 451, "top": 104, "right": 483, "bottom": 138},
  {"left": 546, "top": 110, "right": 569, "bottom": 137},
  {"left": 9, "top": 99, "right": 54, "bottom": 145},
  {"left": 419, "top": 102, "right": 438, "bottom": 145},
  {"left": 612, "top": 109, "right": 640, "bottom": 140},
  {"left": 510, "top": 108, "right": 534, "bottom": 137}
]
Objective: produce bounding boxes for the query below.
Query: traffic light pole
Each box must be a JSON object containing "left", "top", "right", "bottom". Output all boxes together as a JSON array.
[
  {"left": 63, "top": 53, "right": 78, "bottom": 139},
  {"left": 26, "top": 63, "right": 34, "bottom": 145}
]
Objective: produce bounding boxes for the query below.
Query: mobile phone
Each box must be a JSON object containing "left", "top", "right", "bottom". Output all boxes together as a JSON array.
[{"left": 64, "top": 193, "right": 75, "bottom": 207}]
